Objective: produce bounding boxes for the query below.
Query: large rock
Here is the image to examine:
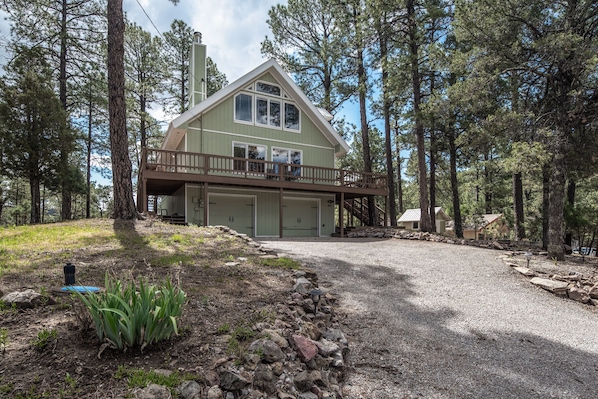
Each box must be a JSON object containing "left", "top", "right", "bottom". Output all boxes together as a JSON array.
[
  {"left": 253, "top": 363, "right": 277, "bottom": 394},
  {"left": 513, "top": 267, "right": 536, "bottom": 277},
  {"left": 293, "top": 278, "right": 313, "bottom": 295},
  {"left": 262, "top": 329, "right": 289, "bottom": 349},
  {"left": 292, "top": 335, "right": 318, "bottom": 362},
  {"left": 589, "top": 283, "right": 598, "bottom": 299},
  {"left": 568, "top": 286, "right": 591, "bottom": 304},
  {"left": 207, "top": 386, "right": 223, "bottom": 399},
  {"left": 314, "top": 339, "right": 340, "bottom": 357},
  {"left": 530, "top": 277, "right": 569, "bottom": 294},
  {"left": 294, "top": 370, "right": 314, "bottom": 392},
  {"left": 302, "top": 322, "right": 321, "bottom": 341},
  {"left": 1, "top": 289, "right": 42, "bottom": 309},
  {"left": 219, "top": 370, "right": 252, "bottom": 391},
  {"left": 135, "top": 384, "right": 171, "bottom": 399},
  {"left": 247, "top": 338, "right": 286, "bottom": 363},
  {"left": 178, "top": 380, "right": 201, "bottom": 399}
]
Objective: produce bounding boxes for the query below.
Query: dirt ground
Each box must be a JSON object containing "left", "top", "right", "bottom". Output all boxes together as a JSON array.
[{"left": 0, "top": 220, "right": 295, "bottom": 398}]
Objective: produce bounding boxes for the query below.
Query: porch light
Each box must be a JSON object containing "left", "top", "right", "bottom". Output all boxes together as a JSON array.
[
  {"left": 309, "top": 288, "right": 323, "bottom": 315},
  {"left": 524, "top": 251, "right": 533, "bottom": 268}
]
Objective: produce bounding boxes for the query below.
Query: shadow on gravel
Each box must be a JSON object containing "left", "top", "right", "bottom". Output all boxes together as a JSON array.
[{"left": 298, "top": 254, "right": 598, "bottom": 399}]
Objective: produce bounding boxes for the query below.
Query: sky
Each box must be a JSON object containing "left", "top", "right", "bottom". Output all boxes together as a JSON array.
[{"left": 124, "top": 0, "right": 285, "bottom": 83}]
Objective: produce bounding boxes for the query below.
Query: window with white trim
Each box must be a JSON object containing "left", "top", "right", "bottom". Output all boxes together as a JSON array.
[
  {"left": 272, "top": 147, "right": 302, "bottom": 178},
  {"left": 233, "top": 81, "right": 300, "bottom": 131},
  {"left": 233, "top": 142, "right": 266, "bottom": 173},
  {"left": 234, "top": 93, "right": 253, "bottom": 123}
]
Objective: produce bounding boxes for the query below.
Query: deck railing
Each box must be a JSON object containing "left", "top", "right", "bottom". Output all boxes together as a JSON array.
[{"left": 142, "top": 148, "right": 387, "bottom": 190}]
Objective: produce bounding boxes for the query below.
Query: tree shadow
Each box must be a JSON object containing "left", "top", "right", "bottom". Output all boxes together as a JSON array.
[{"left": 266, "top": 245, "right": 598, "bottom": 399}]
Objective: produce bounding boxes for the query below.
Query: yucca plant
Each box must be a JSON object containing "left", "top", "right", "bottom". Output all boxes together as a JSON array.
[{"left": 73, "top": 274, "right": 186, "bottom": 352}]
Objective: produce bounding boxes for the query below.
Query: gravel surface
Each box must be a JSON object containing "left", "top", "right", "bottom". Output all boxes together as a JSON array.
[{"left": 257, "top": 237, "right": 598, "bottom": 399}]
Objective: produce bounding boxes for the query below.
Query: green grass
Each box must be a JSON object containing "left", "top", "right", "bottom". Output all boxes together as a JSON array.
[
  {"left": 31, "top": 329, "right": 57, "bottom": 351},
  {"left": 259, "top": 256, "right": 302, "bottom": 270},
  {"left": 114, "top": 365, "right": 196, "bottom": 390}
]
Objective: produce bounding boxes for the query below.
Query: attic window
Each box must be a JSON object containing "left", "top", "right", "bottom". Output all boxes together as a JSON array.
[{"left": 256, "top": 81, "right": 281, "bottom": 96}]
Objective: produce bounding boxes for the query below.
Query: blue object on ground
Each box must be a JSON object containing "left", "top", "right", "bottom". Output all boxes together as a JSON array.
[{"left": 61, "top": 286, "right": 100, "bottom": 293}]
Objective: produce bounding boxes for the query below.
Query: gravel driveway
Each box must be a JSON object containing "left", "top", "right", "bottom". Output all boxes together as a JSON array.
[{"left": 257, "top": 238, "right": 598, "bottom": 399}]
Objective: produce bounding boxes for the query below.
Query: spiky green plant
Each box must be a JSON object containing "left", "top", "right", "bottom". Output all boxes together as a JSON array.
[{"left": 73, "top": 274, "right": 186, "bottom": 351}]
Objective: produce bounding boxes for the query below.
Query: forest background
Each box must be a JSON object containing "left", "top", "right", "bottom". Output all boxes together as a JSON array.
[{"left": 0, "top": 0, "right": 596, "bottom": 261}]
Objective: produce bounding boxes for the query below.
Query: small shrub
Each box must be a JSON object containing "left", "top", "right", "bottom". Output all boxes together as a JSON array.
[
  {"left": 73, "top": 274, "right": 186, "bottom": 352},
  {"left": 32, "top": 329, "right": 57, "bottom": 351},
  {"left": 216, "top": 323, "right": 230, "bottom": 335}
]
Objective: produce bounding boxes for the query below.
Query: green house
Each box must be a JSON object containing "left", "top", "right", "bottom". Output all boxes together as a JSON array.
[{"left": 139, "top": 33, "right": 388, "bottom": 237}]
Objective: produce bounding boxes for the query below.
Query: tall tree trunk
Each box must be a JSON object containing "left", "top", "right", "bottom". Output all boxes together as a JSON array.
[
  {"left": 354, "top": 6, "right": 375, "bottom": 226},
  {"left": 542, "top": 163, "right": 550, "bottom": 250},
  {"left": 407, "top": 0, "right": 431, "bottom": 232},
  {"left": 564, "top": 179, "right": 575, "bottom": 247},
  {"left": 378, "top": 15, "right": 397, "bottom": 226},
  {"left": 547, "top": 136, "right": 567, "bottom": 261},
  {"left": 395, "top": 125, "right": 404, "bottom": 215},
  {"left": 448, "top": 126, "right": 463, "bottom": 238},
  {"left": 59, "top": 0, "right": 72, "bottom": 220},
  {"left": 108, "top": 0, "right": 137, "bottom": 220},
  {"left": 29, "top": 177, "right": 41, "bottom": 224},
  {"left": 86, "top": 82, "right": 92, "bottom": 219},
  {"left": 429, "top": 128, "right": 437, "bottom": 232},
  {"left": 513, "top": 172, "right": 525, "bottom": 240}
]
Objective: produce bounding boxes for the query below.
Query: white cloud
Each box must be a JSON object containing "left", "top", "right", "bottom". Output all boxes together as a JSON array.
[{"left": 124, "top": 0, "right": 284, "bottom": 82}]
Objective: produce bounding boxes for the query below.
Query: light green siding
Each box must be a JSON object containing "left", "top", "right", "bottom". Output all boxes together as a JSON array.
[
  {"left": 176, "top": 184, "right": 335, "bottom": 237},
  {"left": 184, "top": 72, "right": 336, "bottom": 169}
]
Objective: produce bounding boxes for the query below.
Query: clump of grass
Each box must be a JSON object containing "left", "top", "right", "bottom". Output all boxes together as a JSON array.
[
  {"left": 216, "top": 323, "right": 230, "bottom": 335},
  {"left": 259, "top": 257, "right": 301, "bottom": 270},
  {"left": 32, "top": 329, "right": 57, "bottom": 351},
  {"left": 0, "top": 328, "right": 8, "bottom": 353},
  {"left": 114, "top": 365, "right": 196, "bottom": 390}
]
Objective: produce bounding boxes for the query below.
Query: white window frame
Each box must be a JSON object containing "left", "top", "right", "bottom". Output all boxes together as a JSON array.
[
  {"left": 233, "top": 142, "right": 267, "bottom": 173},
  {"left": 234, "top": 93, "right": 254, "bottom": 125},
  {"left": 256, "top": 96, "right": 282, "bottom": 129},
  {"left": 272, "top": 147, "right": 303, "bottom": 178}
]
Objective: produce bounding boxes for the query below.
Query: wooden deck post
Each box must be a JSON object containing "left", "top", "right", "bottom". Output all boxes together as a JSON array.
[
  {"left": 279, "top": 188, "right": 284, "bottom": 238},
  {"left": 340, "top": 192, "right": 345, "bottom": 238},
  {"left": 203, "top": 182, "right": 208, "bottom": 227}
]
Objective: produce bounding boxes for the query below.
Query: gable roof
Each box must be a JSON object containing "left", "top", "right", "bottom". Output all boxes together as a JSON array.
[
  {"left": 462, "top": 214, "right": 504, "bottom": 230},
  {"left": 398, "top": 207, "right": 451, "bottom": 223},
  {"left": 162, "top": 58, "right": 350, "bottom": 156}
]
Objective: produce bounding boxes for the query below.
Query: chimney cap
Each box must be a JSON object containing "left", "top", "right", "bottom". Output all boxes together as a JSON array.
[{"left": 194, "top": 32, "right": 202, "bottom": 44}]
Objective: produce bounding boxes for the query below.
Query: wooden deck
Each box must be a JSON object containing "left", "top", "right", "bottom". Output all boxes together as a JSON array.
[{"left": 139, "top": 148, "right": 388, "bottom": 200}]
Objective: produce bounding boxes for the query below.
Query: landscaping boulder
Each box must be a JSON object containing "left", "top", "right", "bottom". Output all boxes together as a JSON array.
[
  {"left": 568, "top": 286, "right": 591, "bottom": 304},
  {"left": 1, "top": 289, "right": 42, "bottom": 309},
  {"left": 247, "top": 338, "right": 285, "bottom": 363},
  {"left": 589, "top": 283, "right": 598, "bottom": 299},
  {"left": 292, "top": 335, "right": 318, "bottom": 362},
  {"left": 253, "top": 363, "right": 277, "bottom": 394},
  {"left": 219, "top": 370, "right": 252, "bottom": 391},
  {"left": 530, "top": 277, "right": 568, "bottom": 295},
  {"left": 135, "top": 384, "right": 171, "bottom": 399}
]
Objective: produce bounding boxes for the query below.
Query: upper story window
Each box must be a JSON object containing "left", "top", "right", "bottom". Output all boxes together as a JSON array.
[
  {"left": 234, "top": 81, "right": 300, "bottom": 131},
  {"left": 256, "top": 82, "right": 281, "bottom": 96},
  {"left": 234, "top": 93, "right": 253, "bottom": 123}
]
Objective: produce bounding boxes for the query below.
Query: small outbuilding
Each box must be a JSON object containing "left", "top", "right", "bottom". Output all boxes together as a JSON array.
[
  {"left": 398, "top": 207, "right": 451, "bottom": 234},
  {"left": 462, "top": 214, "right": 508, "bottom": 240}
]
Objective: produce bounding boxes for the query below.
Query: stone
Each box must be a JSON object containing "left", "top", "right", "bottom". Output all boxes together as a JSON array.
[
  {"left": 310, "top": 370, "right": 327, "bottom": 387},
  {"left": 224, "top": 262, "right": 240, "bottom": 267},
  {"left": 248, "top": 338, "right": 286, "bottom": 363},
  {"left": 314, "top": 339, "right": 339, "bottom": 357},
  {"left": 302, "top": 322, "right": 321, "bottom": 341},
  {"left": 292, "top": 335, "right": 318, "bottom": 362},
  {"left": 254, "top": 363, "right": 277, "bottom": 394},
  {"left": 297, "top": 392, "right": 318, "bottom": 399},
  {"left": 492, "top": 241, "right": 504, "bottom": 250},
  {"left": 568, "top": 286, "right": 591, "bottom": 304},
  {"left": 591, "top": 299, "right": 598, "bottom": 307},
  {"left": 219, "top": 370, "right": 252, "bottom": 391},
  {"left": 294, "top": 370, "right": 314, "bottom": 392},
  {"left": 207, "top": 386, "right": 223, "bottom": 399},
  {"left": 293, "top": 278, "right": 313, "bottom": 295},
  {"left": 272, "top": 361, "right": 284, "bottom": 376},
  {"left": 1, "top": 289, "right": 42, "bottom": 309},
  {"left": 277, "top": 389, "right": 297, "bottom": 399},
  {"left": 178, "top": 380, "right": 202, "bottom": 399},
  {"left": 321, "top": 328, "right": 347, "bottom": 345},
  {"left": 513, "top": 267, "right": 536, "bottom": 277},
  {"left": 588, "top": 283, "right": 598, "bottom": 299},
  {"left": 263, "top": 329, "right": 289, "bottom": 349},
  {"left": 135, "top": 383, "right": 171, "bottom": 399},
  {"left": 530, "top": 277, "right": 569, "bottom": 294}
]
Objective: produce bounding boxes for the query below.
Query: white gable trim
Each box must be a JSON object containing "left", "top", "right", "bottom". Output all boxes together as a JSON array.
[{"left": 163, "top": 59, "right": 350, "bottom": 156}]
